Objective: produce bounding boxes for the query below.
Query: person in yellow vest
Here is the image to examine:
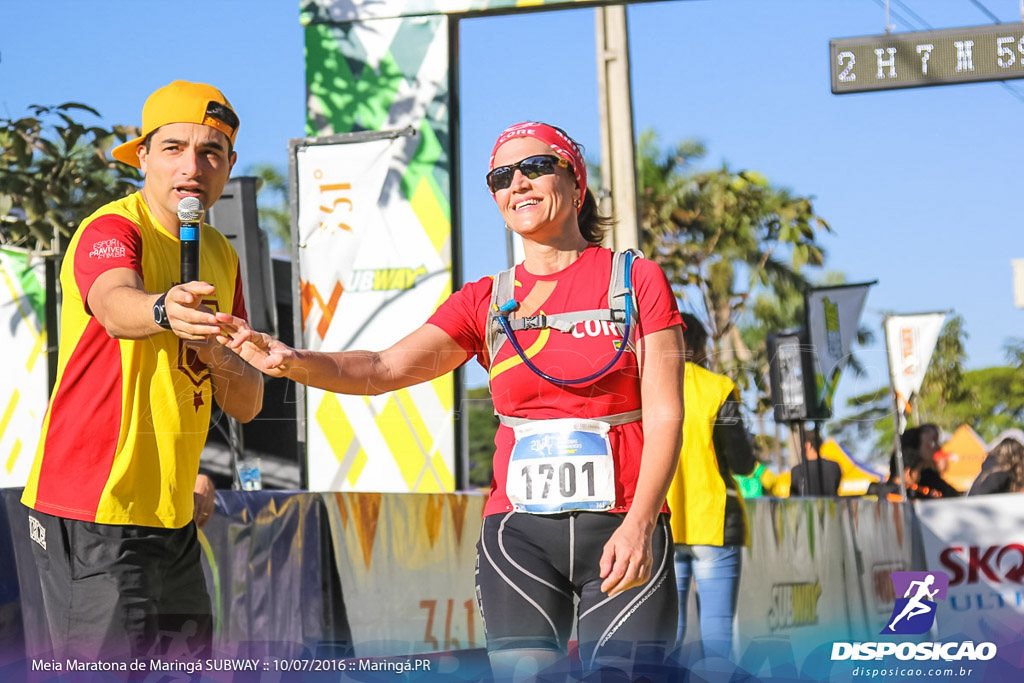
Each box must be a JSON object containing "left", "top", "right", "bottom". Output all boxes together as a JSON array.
[
  {"left": 20, "top": 80, "right": 264, "bottom": 662},
  {"left": 667, "top": 313, "right": 756, "bottom": 662}
]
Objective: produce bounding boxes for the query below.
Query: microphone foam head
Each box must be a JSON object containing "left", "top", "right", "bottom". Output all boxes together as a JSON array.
[{"left": 177, "top": 196, "right": 205, "bottom": 222}]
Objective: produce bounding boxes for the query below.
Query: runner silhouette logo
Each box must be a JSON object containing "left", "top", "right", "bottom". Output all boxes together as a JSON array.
[{"left": 881, "top": 571, "right": 949, "bottom": 635}]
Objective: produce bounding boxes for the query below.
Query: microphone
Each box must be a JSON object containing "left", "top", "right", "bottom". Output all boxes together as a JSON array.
[{"left": 177, "top": 197, "right": 204, "bottom": 283}]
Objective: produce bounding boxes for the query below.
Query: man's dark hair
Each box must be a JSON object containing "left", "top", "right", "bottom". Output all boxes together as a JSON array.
[
  {"left": 900, "top": 427, "right": 921, "bottom": 452},
  {"left": 889, "top": 447, "right": 923, "bottom": 480}
]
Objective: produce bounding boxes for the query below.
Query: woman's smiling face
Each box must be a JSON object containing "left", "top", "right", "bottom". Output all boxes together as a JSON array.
[{"left": 490, "top": 136, "right": 579, "bottom": 242}]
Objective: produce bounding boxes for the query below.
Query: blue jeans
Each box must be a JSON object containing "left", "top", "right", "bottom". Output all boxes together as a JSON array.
[{"left": 675, "top": 544, "right": 742, "bottom": 660}]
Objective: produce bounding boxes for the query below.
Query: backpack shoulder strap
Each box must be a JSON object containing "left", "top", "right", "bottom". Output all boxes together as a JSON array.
[
  {"left": 608, "top": 249, "right": 643, "bottom": 352},
  {"left": 486, "top": 266, "right": 516, "bottom": 370}
]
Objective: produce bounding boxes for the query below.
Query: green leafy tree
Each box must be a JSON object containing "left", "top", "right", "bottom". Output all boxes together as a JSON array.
[
  {"left": 636, "top": 130, "right": 830, "bottom": 387},
  {"left": 464, "top": 385, "right": 497, "bottom": 488},
  {"left": 244, "top": 162, "right": 290, "bottom": 249},
  {"left": 917, "top": 314, "right": 974, "bottom": 423},
  {"left": 0, "top": 104, "right": 141, "bottom": 250},
  {"left": 831, "top": 316, "right": 1024, "bottom": 462}
]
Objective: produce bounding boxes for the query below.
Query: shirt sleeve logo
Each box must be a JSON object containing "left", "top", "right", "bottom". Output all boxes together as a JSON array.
[{"left": 88, "top": 238, "right": 127, "bottom": 259}]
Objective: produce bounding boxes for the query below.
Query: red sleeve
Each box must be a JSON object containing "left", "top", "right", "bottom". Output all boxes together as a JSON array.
[
  {"left": 426, "top": 277, "right": 491, "bottom": 360},
  {"left": 231, "top": 262, "right": 248, "bottom": 320},
  {"left": 632, "top": 257, "right": 684, "bottom": 338},
  {"left": 73, "top": 215, "right": 143, "bottom": 313}
]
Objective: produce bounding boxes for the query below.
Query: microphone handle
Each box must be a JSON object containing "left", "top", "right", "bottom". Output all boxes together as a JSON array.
[{"left": 180, "top": 220, "right": 201, "bottom": 283}]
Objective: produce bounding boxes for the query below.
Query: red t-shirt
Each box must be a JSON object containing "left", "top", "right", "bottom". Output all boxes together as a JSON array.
[{"left": 428, "top": 246, "right": 682, "bottom": 516}]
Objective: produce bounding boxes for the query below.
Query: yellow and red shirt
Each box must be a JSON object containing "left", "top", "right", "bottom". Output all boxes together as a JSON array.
[{"left": 21, "top": 192, "right": 246, "bottom": 528}]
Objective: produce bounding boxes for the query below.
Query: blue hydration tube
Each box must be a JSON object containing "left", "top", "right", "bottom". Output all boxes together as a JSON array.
[{"left": 495, "top": 252, "right": 634, "bottom": 386}]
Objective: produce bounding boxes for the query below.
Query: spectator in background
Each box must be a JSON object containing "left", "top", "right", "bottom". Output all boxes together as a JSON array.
[
  {"left": 902, "top": 426, "right": 959, "bottom": 497},
  {"left": 967, "top": 435, "right": 1024, "bottom": 496},
  {"left": 789, "top": 430, "right": 841, "bottom": 496},
  {"left": 868, "top": 447, "right": 955, "bottom": 501},
  {"left": 667, "top": 313, "right": 756, "bottom": 662},
  {"left": 734, "top": 459, "right": 779, "bottom": 499}
]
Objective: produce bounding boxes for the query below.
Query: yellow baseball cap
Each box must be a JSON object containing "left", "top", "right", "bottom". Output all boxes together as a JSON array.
[{"left": 111, "top": 80, "right": 240, "bottom": 168}]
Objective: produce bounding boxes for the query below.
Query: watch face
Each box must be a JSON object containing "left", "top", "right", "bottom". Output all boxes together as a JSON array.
[{"left": 154, "top": 295, "right": 171, "bottom": 329}]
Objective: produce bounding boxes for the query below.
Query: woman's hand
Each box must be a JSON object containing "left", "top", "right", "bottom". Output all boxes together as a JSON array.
[
  {"left": 598, "top": 517, "right": 654, "bottom": 597},
  {"left": 215, "top": 312, "right": 295, "bottom": 378}
]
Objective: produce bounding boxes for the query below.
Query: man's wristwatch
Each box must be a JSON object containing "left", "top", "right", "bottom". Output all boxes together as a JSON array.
[{"left": 153, "top": 292, "right": 172, "bottom": 330}]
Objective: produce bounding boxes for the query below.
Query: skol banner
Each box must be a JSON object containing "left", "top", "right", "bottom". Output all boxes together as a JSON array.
[
  {"left": 916, "top": 494, "right": 1024, "bottom": 649},
  {"left": 321, "top": 492, "right": 485, "bottom": 656},
  {"left": 805, "top": 282, "right": 873, "bottom": 414},
  {"left": 884, "top": 312, "right": 946, "bottom": 429},
  {"left": 0, "top": 249, "right": 47, "bottom": 488}
]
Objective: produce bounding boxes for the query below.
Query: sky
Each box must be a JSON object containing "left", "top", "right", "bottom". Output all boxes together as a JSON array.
[{"left": 2, "top": 0, "right": 1022, "bottom": 450}]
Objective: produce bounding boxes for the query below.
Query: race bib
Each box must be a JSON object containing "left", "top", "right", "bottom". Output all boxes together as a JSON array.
[{"left": 506, "top": 418, "right": 616, "bottom": 513}]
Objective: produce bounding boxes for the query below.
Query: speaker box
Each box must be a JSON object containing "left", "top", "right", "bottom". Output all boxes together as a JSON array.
[{"left": 207, "top": 177, "right": 277, "bottom": 335}]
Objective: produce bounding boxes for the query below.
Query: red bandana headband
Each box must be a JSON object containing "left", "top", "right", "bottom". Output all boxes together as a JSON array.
[{"left": 489, "top": 122, "right": 587, "bottom": 212}]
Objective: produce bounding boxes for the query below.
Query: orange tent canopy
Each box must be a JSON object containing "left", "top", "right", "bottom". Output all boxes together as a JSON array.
[{"left": 938, "top": 424, "right": 987, "bottom": 491}]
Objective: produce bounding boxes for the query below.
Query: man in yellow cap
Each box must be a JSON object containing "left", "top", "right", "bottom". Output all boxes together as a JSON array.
[{"left": 21, "top": 80, "right": 264, "bottom": 662}]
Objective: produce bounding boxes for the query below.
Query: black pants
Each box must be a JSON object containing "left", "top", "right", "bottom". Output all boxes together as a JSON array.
[
  {"left": 475, "top": 511, "right": 676, "bottom": 674},
  {"left": 26, "top": 508, "right": 212, "bottom": 662}
]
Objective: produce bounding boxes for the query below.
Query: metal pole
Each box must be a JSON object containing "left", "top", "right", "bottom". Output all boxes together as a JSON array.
[
  {"left": 595, "top": 4, "right": 639, "bottom": 252},
  {"left": 883, "top": 316, "right": 909, "bottom": 501}
]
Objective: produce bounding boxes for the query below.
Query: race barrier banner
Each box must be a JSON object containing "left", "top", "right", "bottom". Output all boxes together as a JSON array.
[
  {"left": 0, "top": 249, "right": 48, "bottom": 489},
  {"left": 320, "top": 491, "right": 485, "bottom": 656},
  {"left": 839, "top": 497, "right": 916, "bottom": 639},
  {"left": 0, "top": 489, "right": 351, "bottom": 667},
  {"left": 736, "top": 497, "right": 855, "bottom": 674},
  {"left": 917, "top": 493, "right": 1024, "bottom": 654},
  {"left": 5, "top": 490, "right": 1024, "bottom": 680}
]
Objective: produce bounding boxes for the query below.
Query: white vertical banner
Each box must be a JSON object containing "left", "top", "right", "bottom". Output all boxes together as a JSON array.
[
  {"left": 883, "top": 312, "right": 947, "bottom": 425},
  {"left": 295, "top": 136, "right": 454, "bottom": 493},
  {"left": 0, "top": 248, "right": 48, "bottom": 487},
  {"left": 1013, "top": 259, "right": 1024, "bottom": 309},
  {"left": 805, "top": 282, "right": 874, "bottom": 414}
]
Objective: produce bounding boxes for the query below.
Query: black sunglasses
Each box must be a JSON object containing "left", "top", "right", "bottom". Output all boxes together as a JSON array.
[{"left": 486, "top": 154, "right": 571, "bottom": 193}]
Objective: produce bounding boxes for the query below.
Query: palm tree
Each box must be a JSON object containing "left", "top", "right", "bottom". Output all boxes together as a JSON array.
[{"left": 636, "top": 130, "right": 830, "bottom": 388}]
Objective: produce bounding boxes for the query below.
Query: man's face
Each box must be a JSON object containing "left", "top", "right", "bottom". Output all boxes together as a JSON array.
[{"left": 137, "top": 122, "right": 236, "bottom": 225}]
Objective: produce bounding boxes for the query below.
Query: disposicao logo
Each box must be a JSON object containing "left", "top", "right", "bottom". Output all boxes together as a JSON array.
[
  {"left": 882, "top": 571, "right": 948, "bottom": 635},
  {"left": 831, "top": 570, "right": 997, "bottom": 662}
]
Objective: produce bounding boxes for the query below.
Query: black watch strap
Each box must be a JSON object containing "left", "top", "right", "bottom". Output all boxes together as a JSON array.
[{"left": 153, "top": 292, "right": 172, "bottom": 330}]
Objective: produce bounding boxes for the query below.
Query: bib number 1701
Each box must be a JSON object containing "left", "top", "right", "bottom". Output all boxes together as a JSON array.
[{"left": 521, "top": 461, "right": 596, "bottom": 501}]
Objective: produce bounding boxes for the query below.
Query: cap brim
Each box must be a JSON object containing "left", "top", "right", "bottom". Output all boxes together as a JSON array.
[{"left": 111, "top": 137, "right": 144, "bottom": 168}]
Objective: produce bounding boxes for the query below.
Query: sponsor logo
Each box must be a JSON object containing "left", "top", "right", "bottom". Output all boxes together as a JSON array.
[
  {"left": 832, "top": 641, "right": 996, "bottom": 662},
  {"left": 831, "top": 570, "right": 997, "bottom": 663},
  {"left": 940, "top": 544, "right": 1024, "bottom": 585},
  {"left": 571, "top": 320, "right": 621, "bottom": 340},
  {"left": 28, "top": 515, "right": 46, "bottom": 549},
  {"left": 767, "top": 582, "right": 821, "bottom": 631},
  {"left": 871, "top": 561, "right": 907, "bottom": 612},
  {"left": 348, "top": 266, "right": 426, "bottom": 293},
  {"left": 88, "top": 238, "right": 126, "bottom": 260},
  {"left": 882, "top": 571, "right": 947, "bottom": 635}
]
